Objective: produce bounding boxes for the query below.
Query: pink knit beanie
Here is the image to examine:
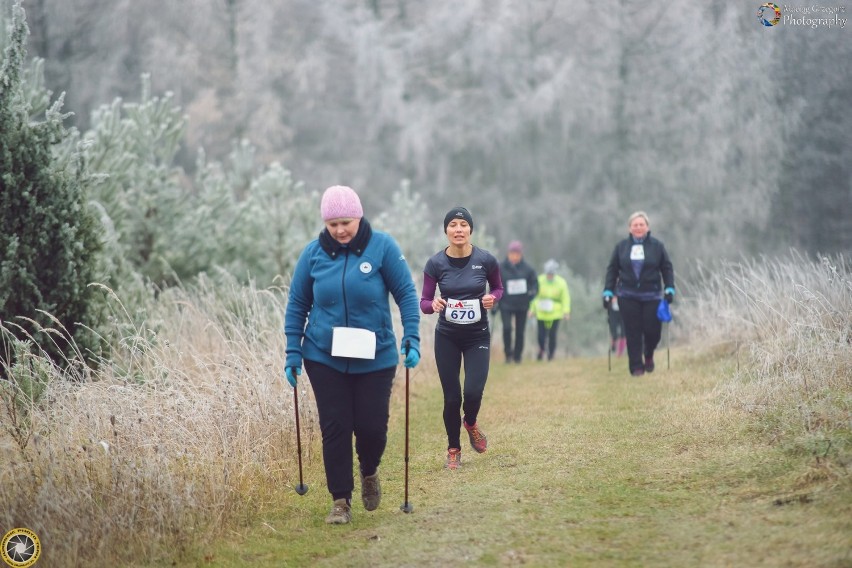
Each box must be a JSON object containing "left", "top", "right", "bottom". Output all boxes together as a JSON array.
[
  {"left": 508, "top": 240, "right": 523, "bottom": 253},
  {"left": 320, "top": 185, "right": 363, "bottom": 221}
]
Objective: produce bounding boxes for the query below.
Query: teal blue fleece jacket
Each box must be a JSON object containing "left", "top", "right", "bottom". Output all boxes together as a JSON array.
[{"left": 284, "top": 226, "right": 420, "bottom": 374}]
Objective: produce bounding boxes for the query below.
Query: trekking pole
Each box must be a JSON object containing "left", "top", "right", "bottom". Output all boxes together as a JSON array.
[
  {"left": 400, "top": 341, "right": 414, "bottom": 514},
  {"left": 607, "top": 317, "right": 612, "bottom": 372},
  {"left": 291, "top": 369, "right": 308, "bottom": 495},
  {"left": 666, "top": 321, "right": 670, "bottom": 370}
]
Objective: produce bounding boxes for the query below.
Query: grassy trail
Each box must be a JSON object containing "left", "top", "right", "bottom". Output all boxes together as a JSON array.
[{"left": 197, "top": 350, "right": 851, "bottom": 567}]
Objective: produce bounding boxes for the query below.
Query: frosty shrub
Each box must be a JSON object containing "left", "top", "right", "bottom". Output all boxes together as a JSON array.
[
  {"left": 679, "top": 253, "right": 852, "bottom": 466},
  {"left": 182, "top": 142, "right": 320, "bottom": 285},
  {"left": 0, "top": 1, "right": 103, "bottom": 374},
  {"left": 78, "top": 79, "right": 320, "bottom": 292},
  {"left": 75, "top": 74, "right": 188, "bottom": 287}
]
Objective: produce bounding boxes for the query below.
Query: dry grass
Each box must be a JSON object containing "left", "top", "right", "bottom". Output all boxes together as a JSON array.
[
  {"left": 679, "top": 253, "right": 852, "bottom": 465},
  {"left": 0, "top": 275, "right": 321, "bottom": 566}
]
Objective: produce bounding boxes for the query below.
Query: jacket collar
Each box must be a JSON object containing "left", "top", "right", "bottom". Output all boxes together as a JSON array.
[
  {"left": 630, "top": 230, "right": 651, "bottom": 244},
  {"left": 319, "top": 218, "right": 372, "bottom": 259}
]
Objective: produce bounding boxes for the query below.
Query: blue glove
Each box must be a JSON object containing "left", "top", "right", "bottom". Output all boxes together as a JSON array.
[
  {"left": 602, "top": 290, "right": 613, "bottom": 310},
  {"left": 285, "top": 366, "right": 301, "bottom": 388},
  {"left": 664, "top": 287, "right": 675, "bottom": 304},
  {"left": 402, "top": 347, "right": 420, "bottom": 369}
]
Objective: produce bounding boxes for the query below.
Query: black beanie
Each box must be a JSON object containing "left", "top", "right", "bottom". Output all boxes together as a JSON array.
[{"left": 443, "top": 206, "right": 474, "bottom": 233}]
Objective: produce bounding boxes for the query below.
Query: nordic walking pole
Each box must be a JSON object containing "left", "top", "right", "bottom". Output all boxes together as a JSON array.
[
  {"left": 666, "top": 321, "right": 671, "bottom": 370},
  {"left": 606, "top": 313, "right": 612, "bottom": 372},
  {"left": 291, "top": 368, "right": 308, "bottom": 495},
  {"left": 400, "top": 341, "right": 414, "bottom": 514}
]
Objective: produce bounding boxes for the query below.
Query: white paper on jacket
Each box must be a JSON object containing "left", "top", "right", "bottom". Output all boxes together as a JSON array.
[
  {"left": 332, "top": 327, "right": 377, "bottom": 359},
  {"left": 506, "top": 278, "right": 528, "bottom": 295}
]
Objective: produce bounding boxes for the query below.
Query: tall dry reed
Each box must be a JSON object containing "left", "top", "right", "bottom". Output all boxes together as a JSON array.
[
  {"left": 0, "top": 274, "right": 320, "bottom": 566},
  {"left": 679, "top": 253, "right": 851, "bottom": 469}
]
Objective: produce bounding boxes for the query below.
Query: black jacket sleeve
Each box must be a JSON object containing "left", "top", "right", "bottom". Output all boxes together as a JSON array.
[
  {"left": 604, "top": 243, "right": 621, "bottom": 291},
  {"left": 526, "top": 264, "right": 539, "bottom": 301}
]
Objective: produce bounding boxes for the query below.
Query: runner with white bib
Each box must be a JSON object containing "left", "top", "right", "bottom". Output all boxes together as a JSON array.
[
  {"left": 498, "top": 240, "right": 538, "bottom": 364},
  {"left": 284, "top": 185, "right": 421, "bottom": 525},
  {"left": 445, "top": 298, "right": 482, "bottom": 324},
  {"left": 420, "top": 206, "right": 504, "bottom": 470},
  {"left": 530, "top": 259, "right": 571, "bottom": 361}
]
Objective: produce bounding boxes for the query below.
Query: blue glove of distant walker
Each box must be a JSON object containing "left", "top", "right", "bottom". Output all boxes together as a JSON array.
[
  {"left": 285, "top": 366, "right": 301, "bottom": 388},
  {"left": 664, "top": 287, "right": 675, "bottom": 304},
  {"left": 401, "top": 347, "right": 420, "bottom": 369},
  {"left": 602, "top": 290, "right": 613, "bottom": 310}
]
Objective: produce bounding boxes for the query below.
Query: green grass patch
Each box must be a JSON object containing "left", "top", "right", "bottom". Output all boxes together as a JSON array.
[{"left": 172, "top": 350, "right": 852, "bottom": 567}]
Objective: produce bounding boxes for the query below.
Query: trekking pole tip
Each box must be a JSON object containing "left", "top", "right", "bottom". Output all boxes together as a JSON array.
[{"left": 400, "top": 502, "right": 414, "bottom": 514}]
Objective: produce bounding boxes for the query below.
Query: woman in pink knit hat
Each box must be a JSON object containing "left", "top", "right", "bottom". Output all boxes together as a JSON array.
[{"left": 284, "top": 185, "right": 421, "bottom": 524}]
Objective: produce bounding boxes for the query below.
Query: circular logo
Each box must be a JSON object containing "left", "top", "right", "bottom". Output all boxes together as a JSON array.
[
  {"left": 359, "top": 262, "right": 372, "bottom": 274},
  {"left": 1, "top": 528, "right": 41, "bottom": 567},
  {"left": 757, "top": 2, "right": 781, "bottom": 26}
]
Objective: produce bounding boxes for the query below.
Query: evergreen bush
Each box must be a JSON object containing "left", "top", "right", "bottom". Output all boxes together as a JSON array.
[{"left": 0, "top": 1, "right": 103, "bottom": 376}]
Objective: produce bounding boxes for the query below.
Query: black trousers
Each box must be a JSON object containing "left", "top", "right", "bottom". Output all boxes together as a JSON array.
[
  {"left": 500, "top": 308, "right": 528, "bottom": 362},
  {"left": 304, "top": 359, "right": 396, "bottom": 501},
  {"left": 537, "top": 319, "right": 560, "bottom": 360},
  {"left": 617, "top": 297, "right": 662, "bottom": 373},
  {"left": 608, "top": 309, "right": 625, "bottom": 341},
  {"left": 434, "top": 325, "right": 491, "bottom": 450}
]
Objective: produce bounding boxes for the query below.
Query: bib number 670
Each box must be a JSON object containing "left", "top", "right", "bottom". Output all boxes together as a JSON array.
[{"left": 451, "top": 309, "right": 476, "bottom": 321}]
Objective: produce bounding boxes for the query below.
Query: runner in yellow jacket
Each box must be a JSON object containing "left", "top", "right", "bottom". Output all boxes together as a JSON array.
[{"left": 529, "top": 259, "right": 571, "bottom": 361}]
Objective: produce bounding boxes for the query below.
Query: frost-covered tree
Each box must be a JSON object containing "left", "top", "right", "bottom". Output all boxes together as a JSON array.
[
  {"left": 0, "top": 0, "right": 102, "bottom": 374},
  {"left": 77, "top": 74, "right": 186, "bottom": 286},
  {"left": 180, "top": 141, "right": 319, "bottom": 285},
  {"left": 771, "top": 29, "right": 852, "bottom": 255},
  {"left": 79, "top": 83, "right": 318, "bottom": 288},
  {"left": 233, "top": 159, "right": 318, "bottom": 283},
  {"left": 372, "top": 180, "right": 435, "bottom": 275}
]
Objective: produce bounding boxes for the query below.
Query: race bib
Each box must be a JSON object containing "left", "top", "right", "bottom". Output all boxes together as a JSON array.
[
  {"left": 506, "top": 278, "right": 528, "bottom": 295},
  {"left": 630, "top": 244, "right": 645, "bottom": 260},
  {"left": 445, "top": 298, "right": 482, "bottom": 324},
  {"left": 331, "top": 327, "right": 377, "bottom": 359},
  {"left": 537, "top": 298, "right": 554, "bottom": 312}
]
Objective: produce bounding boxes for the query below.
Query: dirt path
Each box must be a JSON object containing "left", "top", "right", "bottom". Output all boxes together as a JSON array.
[{"left": 201, "top": 351, "right": 852, "bottom": 567}]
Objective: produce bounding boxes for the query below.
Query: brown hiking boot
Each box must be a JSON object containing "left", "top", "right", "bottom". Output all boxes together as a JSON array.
[
  {"left": 360, "top": 470, "right": 381, "bottom": 511},
  {"left": 325, "top": 499, "right": 352, "bottom": 524}
]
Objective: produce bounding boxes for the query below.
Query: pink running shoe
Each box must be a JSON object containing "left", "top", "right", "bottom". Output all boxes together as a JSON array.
[
  {"left": 445, "top": 448, "right": 462, "bottom": 470},
  {"left": 464, "top": 421, "right": 488, "bottom": 453}
]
